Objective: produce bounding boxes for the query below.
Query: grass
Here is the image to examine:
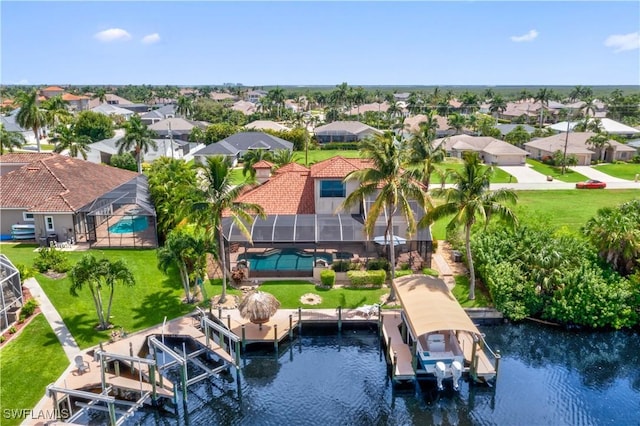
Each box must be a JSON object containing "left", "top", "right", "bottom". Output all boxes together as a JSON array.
[
  {"left": 430, "top": 160, "right": 515, "bottom": 184},
  {"left": 451, "top": 276, "right": 491, "bottom": 308},
  {"left": 526, "top": 159, "right": 587, "bottom": 182},
  {"left": 206, "top": 279, "right": 389, "bottom": 309},
  {"left": 593, "top": 162, "right": 640, "bottom": 180},
  {"left": 296, "top": 149, "right": 362, "bottom": 165},
  {"left": 0, "top": 244, "right": 193, "bottom": 349},
  {"left": 0, "top": 314, "right": 69, "bottom": 425}
]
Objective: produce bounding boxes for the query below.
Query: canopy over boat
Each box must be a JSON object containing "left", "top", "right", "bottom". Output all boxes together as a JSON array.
[{"left": 392, "top": 275, "right": 481, "bottom": 338}]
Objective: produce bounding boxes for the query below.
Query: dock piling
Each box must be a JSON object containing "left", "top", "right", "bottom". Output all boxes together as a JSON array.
[
  {"left": 338, "top": 306, "right": 342, "bottom": 332},
  {"left": 289, "top": 314, "right": 293, "bottom": 340},
  {"left": 241, "top": 325, "right": 246, "bottom": 351},
  {"left": 227, "top": 314, "right": 231, "bottom": 330},
  {"left": 274, "top": 324, "right": 278, "bottom": 351}
]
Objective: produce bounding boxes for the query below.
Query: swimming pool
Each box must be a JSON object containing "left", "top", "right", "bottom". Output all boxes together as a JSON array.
[
  {"left": 237, "top": 249, "right": 333, "bottom": 271},
  {"left": 108, "top": 216, "right": 148, "bottom": 234}
]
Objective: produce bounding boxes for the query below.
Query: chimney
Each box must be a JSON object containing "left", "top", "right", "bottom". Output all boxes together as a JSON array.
[{"left": 252, "top": 160, "right": 273, "bottom": 185}]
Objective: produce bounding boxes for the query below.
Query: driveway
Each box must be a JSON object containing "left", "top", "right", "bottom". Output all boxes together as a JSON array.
[
  {"left": 570, "top": 166, "right": 631, "bottom": 183},
  {"left": 498, "top": 164, "right": 550, "bottom": 183}
]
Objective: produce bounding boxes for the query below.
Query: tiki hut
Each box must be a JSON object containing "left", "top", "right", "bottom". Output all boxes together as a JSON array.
[{"left": 238, "top": 291, "right": 280, "bottom": 329}]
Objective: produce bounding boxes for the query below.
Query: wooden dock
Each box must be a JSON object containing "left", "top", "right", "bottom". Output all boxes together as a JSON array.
[{"left": 380, "top": 311, "right": 415, "bottom": 381}]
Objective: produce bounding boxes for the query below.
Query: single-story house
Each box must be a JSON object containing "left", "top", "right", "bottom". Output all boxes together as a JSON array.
[
  {"left": 0, "top": 152, "right": 54, "bottom": 176},
  {"left": 494, "top": 124, "right": 536, "bottom": 137},
  {"left": 433, "top": 135, "right": 529, "bottom": 165},
  {"left": 246, "top": 90, "right": 267, "bottom": 104},
  {"left": 524, "top": 132, "right": 637, "bottom": 164},
  {"left": 192, "top": 132, "right": 293, "bottom": 166},
  {"left": 314, "top": 121, "right": 383, "bottom": 143},
  {"left": 0, "top": 114, "right": 38, "bottom": 144},
  {"left": 90, "top": 103, "right": 135, "bottom": 120},
  {"left": 140, "top": 104, "right": 177, "bottom": 125},
  {"left": 147, "top": 117, "right": 208, "bottom": 142},
  {"left": 0, "top": 153, "right": 157, "bottom": 248},
  {"left": 244, "top": 120, "right": 290, "bottom": 132},
  {"left": 347, "top": 102, "right": 390, "bottom": 116},
  {"left": 548, "top": 118, "right": 640, "bottom": 138},
  {"left": 231, "top": 100, "right": 258, "bottom": 115},
  {"left": 403, "top": 114, "right": 454, "bottom": 138}
]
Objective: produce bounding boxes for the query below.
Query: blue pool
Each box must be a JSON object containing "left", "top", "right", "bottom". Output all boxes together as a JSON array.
[
  {"left": 108, "top": 216, "right": 148, "bottom": 234},
  {"left": 237, "top": 249, "right": 333, "bottom": 271}
]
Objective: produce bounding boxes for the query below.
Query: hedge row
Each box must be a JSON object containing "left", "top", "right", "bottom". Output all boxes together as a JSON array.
[{"left": 346, "top": 270, "right": 386, "bottom": 288}]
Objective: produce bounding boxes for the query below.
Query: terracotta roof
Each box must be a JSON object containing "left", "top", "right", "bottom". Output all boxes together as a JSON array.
[
  {"left": 62, "top": 93, "right": 89, "bottom": 101},
  {"left": 42, "top": 86, "right": 64, "bottom": 92},
  {"left": 310, "top": 156, "right": 371, "bottom": 178},
  {"left": 234, "top": 170, "right": 315, "bottom": 214},
  {"left": 252, "top": 160, "right": 274, "bottom": 169},
  {"left": 0, "top": 154, "right": 138, "bottom": 212},
  {"left": 274, "top": 162, "right": 309, "bottom": 174},
  {"left": 38, "top": 96, "right": 47, "bottom": 101},
  {"left": 0, "top": 153, "right": 56, "bottom": 164}
]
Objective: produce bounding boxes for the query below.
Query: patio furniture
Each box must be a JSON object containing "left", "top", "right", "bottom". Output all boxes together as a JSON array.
[{"left": 74, "top": 355, "right": 90, "bottom": 375}]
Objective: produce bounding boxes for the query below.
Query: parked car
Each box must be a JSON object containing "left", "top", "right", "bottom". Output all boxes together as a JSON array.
[{"left": 576, "top": 180, "right": 606, "bottom": 189}]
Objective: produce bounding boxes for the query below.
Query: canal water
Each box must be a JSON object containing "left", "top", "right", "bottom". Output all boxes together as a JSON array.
[{"left": 123, "top": 323, "right": 638, "bottom": 426}]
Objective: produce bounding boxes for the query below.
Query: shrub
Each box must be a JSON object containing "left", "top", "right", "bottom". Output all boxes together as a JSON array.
[
  {"left": 346, "top": 270, "right": 386, "bottom": 288},
  {"left": 399, "top": 262, "right": 411, "bottom": 271},
  {"left": 0, "top": 335, "right": 5, "bottom": 343},
  {"left": 320, "top": 269, "right": 336, "bottom": 287},
  {"left": 331, "top": 260, "right": 350, "bottom": 272},
  {"left": 33, "top": 247, "right": 71, "bottom": 273},
  {"left": 423, "top": 268, "right": 439, "bottom": 277},
  {"left": 395, "top": 270, "right": 412, "bottom": 278},
  {"left": 15, "top": 263, "right": 34, "bottom": 280},
  {"left": 366, "top": 258, "right": 390, "bottom": 271},
  {"left": 8, "top": 326, "right": 17, "bottom": 334},
  {"left": 320, "top": 142, "right": 360, "bottom": 150},
  {"left": 19, "top": 299, "right": 38, "bottom": 320}
]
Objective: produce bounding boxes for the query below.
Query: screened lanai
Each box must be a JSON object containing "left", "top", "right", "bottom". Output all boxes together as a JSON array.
[
  {"left": 78, "top": 175, "right": 158, "bottom": 248},
  {"left": 0, "top": 254, "right": 23, "bottom": 333}
]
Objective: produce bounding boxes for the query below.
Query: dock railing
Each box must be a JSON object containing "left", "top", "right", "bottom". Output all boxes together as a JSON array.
[{"left": 478, "top": 333, "right": 501, "bottom": 381}]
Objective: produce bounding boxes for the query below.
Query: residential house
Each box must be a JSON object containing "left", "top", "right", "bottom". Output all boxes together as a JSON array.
[
  {"left": 246, "top": 90, "right": 267, "bottom": 104},
  {"left": 140, "top": 104, "right": 177, "bottom": 125},
  {"left": 40, "top": 86, "right": 65, "bottom": 99},
  {"left": 494, "top": 124, "right": 536, "bottom": 137},
  {"left": 0, "top": 153, "right": 157, "bottom": 248},
  {"left": 87, "top": 94, "right": 133, "bottom": 109},
  {"left": 147, "top": 117, "right": 208, "bottom": 142},
  {"left": 192, "top": 131, "right": 293, "bottom": 166},
  {"left": 403, "top": 114, "right": 454, "bottom": 138},
  {"left": 0, "top": 152, "right": 55, "bottom": 176},
  {"left": 548, "top": 118, "right": 640, "bottom": 138},
  {"left": 231, "top": 100, "right": 258, "bottom": 116},
  {"left": 433, "top": 135, "right": 529, "bottom": 165},
  {"left": 0, "top": 114, "right": 38, "bottom": 144},
  {"left": 221, "top": 156, "right": 433, "bottom": 275},
  {"left": 244, "top": 120, "right": 290, "bottom": 132},
  {"left": 314, "top": 121, "right": 383, "bottom": 143},
  {"left": 61, "top": 93, "right": 90, "bottom": 111},
  {"left": 210, "top": 92, "right": 238, "bottom": 102},
  {"left": 347, "top": 102, "right": 390, "bottom": 116},
  {"left": 524, "top": 132, "right": 636, "bottom": 164},
  {"left": 90, "top": 103, "right": 135, "bottom": 120}
]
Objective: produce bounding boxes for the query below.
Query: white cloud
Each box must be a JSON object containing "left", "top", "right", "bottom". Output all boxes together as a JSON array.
[
  {"left": 604, "top": 32, "right": 640, "bottom": 53},
  {"left": 141, "top": 33, "right": 161, "bottom": 45},
  {"left": 510, "top": 29, "right": 538, "bottom": 43},
  {"left": 94, "top": 28, "right": 132, "bottom": 42}
]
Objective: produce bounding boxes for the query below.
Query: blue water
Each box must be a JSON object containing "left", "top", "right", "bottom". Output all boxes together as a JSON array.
[
  {"left": 108, "top": 216, "right": 148, "bottom": 234},
  {"left": 238, "top": 249, "right": 333, "bottom": 271}
]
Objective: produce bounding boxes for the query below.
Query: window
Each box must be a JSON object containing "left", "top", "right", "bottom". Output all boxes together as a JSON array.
[
  {"left": 22, "top": 212, "right": 34, "bottom": 222},
  {"left": 45, "top": 216, "right": 55, "bottom": 232},
  {"left": 320, "top": 180, "right": 346, "bottom": 198}
]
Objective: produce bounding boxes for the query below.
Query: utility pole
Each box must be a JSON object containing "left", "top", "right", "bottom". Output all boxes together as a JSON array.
[
  {"left": 561, "top": 116, "right": 570, "bottom": 175},
  {"left": 168, "top": 122, "right": 174, "bottom": 159}
]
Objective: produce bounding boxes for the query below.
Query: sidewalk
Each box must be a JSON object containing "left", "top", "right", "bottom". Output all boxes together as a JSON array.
[{"left": 22, "top": 277, "right": 81, "bottom": 362}]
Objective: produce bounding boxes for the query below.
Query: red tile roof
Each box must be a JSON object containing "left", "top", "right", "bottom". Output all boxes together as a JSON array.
[
  {"left": 273, "top": 162, "right": 309, "bottom": 175},
  {"left": 42, "top": 86, "right": 64, "bottom": 92},
  {"left": 62, "top": 93, "right": 89, "bottom": 101},
  {"left": 0, "top": 154, "right": 138, "bottom": 212},
  {"left": 310, "top": 156, "right": 371, "bottom": 178},
  {"left": 252, "top": 160, "right": 274, "bottom": 169},
  {"left": 234, "top": 170, "right": 315, "bottom": 214},
  {"left": 0, "top": 153, "right": 56, "bottom": 164}
]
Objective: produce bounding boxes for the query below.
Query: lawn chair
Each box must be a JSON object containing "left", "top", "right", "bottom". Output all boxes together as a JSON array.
[{"left": 74, "top": 355, "right": 90, "bottom": 375}]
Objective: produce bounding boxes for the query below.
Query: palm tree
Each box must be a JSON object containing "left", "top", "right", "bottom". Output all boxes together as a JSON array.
[
  {"left": 271, "top": 149, "right": 297, "bottom": 168},
  {"left": 95, "top": 88, "right": 107, "bottom": 103},
  {"left": 489, "top": 94, "right": 507, "bottom": 118},
  {"left": 15, "top": 89, "right": 46, "bottom": 152},
  {"left": 341, "top": 133, "right": 430, "bottom": 301},
  {"left": 534, "top": 88, "right": 553, "bottom": 128},
  {"left": 42, "top": 95, "right": 71, "bottom": 128},
  {"left": 417, "top": 110, "right": 439, "bottom": 141},
  {"left": 190, "top": 155, "right": 265, "bottom": 304},
  {"left": 116, "top": 115, "right": 158, "bottom": 173},
  {"left": 52, "top": 124, "right": 92, "bottom": 159},
  {"left": 0, "top": 124, "right": 26, "bottom": 154},
  {"left": 406, "top": 131, "right": 446, "bottom": 191},
  {"left": 70, "top": 254, "right": 135, "bottom": 330},
  {"left": 157, "top": 226, "right": 208, "bottom": 303},
  {"left": 586, "top": 133, "right": 611, "bottom": 162},
  {"left": 242, "top": 149, "right": 272, "bottom": 178},
  {"left": 447, "top": 112, "right": 466, "bottom": 135},
  {"left": 419, "top": 152, "right": 518, "bottom": 300},
  {"left": 176, "top": 96, "right": 193, "bottom": 118}
]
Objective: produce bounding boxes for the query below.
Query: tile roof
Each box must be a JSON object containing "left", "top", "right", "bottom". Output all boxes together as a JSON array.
[
  {"left": 0, "top": 154, "right": 137, "bottom": 212},
  {"left": 252, "top": 160, "right": 274, "bottom": 169},
  {"left": 0, "top": 152, "right": 56, "bottom": 163},
  {"left": 274, "top": 162, "right": 309, "bottom": 174},
  {"left": 42, "top": 86, "right": 64, "bottom": 92},
  {"left": 310, "top": 156, "right": 371, "bottom": 178},
  {"left": 314, "top": 121, "right": 382, "bottom": 135},
  {"left": 234, "top": 170, "right": 315, "bottom": 214},
  {"left": 61, "top": 93, "right": 89, "bottom": 101}
]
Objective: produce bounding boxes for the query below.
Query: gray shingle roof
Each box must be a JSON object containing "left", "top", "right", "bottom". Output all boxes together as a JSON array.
[
  {"left": 193, "top": 132, "right": 293, "bottom": 156},
  {"left": 314, "top": 121, "right": 382, "bottom": 135}
]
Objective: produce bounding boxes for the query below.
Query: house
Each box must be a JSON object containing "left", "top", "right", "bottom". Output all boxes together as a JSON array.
[
  {"left": 433, "top": 135, "right": 529, "bottom": 165},
  {"left": 87, "top": 94, "right": 134, "bottom": 109},
  {"left": 0, "top": 153, "right": 157, "bottom": 248},
  {"left": 246, "top": 90, "right": 267, "bottom": 104},
  {"left": 314, "top": 121, "right": 383, "bottom": 143},
  {"left": 524, "top": 132, "right": 636, "bottom": 164},
  {"left": 347, "top": 102, "right": 390, "bottom": 116},
  {"left": 192, "top": 132, "right": 293, "bottom": 166},
  {"left": 221, "top": 156, "right": 433, "bottom": 274},
  {"left": 0, "top": 152, "right": 55, "bottom": 176},
  {"left": 244, "top": 120, "right": 290, "bottom": 132},
  {"left": 210, "top": 92, "right": 237, "bottom": 102},
  {"left": 147, "top": 117, "right": 208, "bottom": 142},
  {"left": 90, "top": 103, "right": 135, "bottom": 120},
  {"left": 140, "top": 104, "right": 177, "bottom": 125},
  {"left": 548, "top": 118, "right": 640, "bottom": 138},
  {"left": 40, "top": 86, "right": 65, "bottom": 99},
  {"left": 494, "top": 124, "right": 536, "bottom": 137},
  {"left": 0, "top": 114, "right": 38, "bottom": 144},
  {"left": 403, "top": 114, "right": 454, "bottom": 138},
  {"left": 231, "top": 100, "right": 258, "bottom": 115},
  {"left": 61, "top": 93, "right": 90, "bottom": 111}
]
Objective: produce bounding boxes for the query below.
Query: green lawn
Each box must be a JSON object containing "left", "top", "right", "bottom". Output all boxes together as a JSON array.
[
  {"left": 526, "top": 159, "right": 587, "bottom": 182},
  {"left": 593, "top": 163, "right": 640, "bottom": 180},
  {"left": 296, "top": 149, "right": 362, "bottom": 165},
  {"left": 0, "top": 314, "right": 69, "bottom": 426},
  {"left": 451, "top": 276, "right": 491, "bottom": 308},
  {"left": 0, "top": 245, "right": 193, "bottom": 348},
  {"left": 206, "top": 279, "right": 389, "bottom": 309}
]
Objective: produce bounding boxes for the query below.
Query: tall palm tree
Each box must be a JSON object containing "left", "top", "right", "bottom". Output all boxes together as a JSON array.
[
  {"left": 419, "top": 152, "right": 518, "bottom": 300},
  {"left": 52, "top": 124, "right": 92, "bottom": 159},
  {"left": 406, "top": 131, "right": 446, "bottom": 191},
  {"left": 417, "top": 110, "right": 439, "bottom": 141},
  {"left": 95, "top": 88, "right": 107, "bottom": 103},
  {"left": 190, "top": 156, "right": 265, "bottom": 304},
  {"left": 447, "top": 112, "right": 466, "bottom": 134},
  {"left": 0, "top": 124, "right": 26, "bottom": 154},
  {"left": 586, "top": 133, "right": 611, "bottom": 162},
  {"left": 242, "top": 149, "right": 272, "bottom": 178},
  {"left": 534, "top": 88, "right": 553, "bottom": 128},
  {"left": 176, "top": 96, "right": 193, "bottom": 118},
  {"left": 42, "top": 95, "right": 71, "bottom": 128},
  {"left": 116, "top": 115, "right": 158, "bottom": 173},
  {"left": 341, "top": 133, "right": 430, "bottom": 301},
  {"left": 489, "top": 94, "right": 507, "bottom": 118},
  {"left": 15, "top": 89, "right": 46, "bottom": 152},
  {"left": 271, "top": 149, "right": 297, "bottom": 168}
]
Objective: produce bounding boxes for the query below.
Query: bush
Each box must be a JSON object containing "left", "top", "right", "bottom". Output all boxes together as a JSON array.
[
  {"left": 423, "top": 268, "right": 439, "bottom": 277},
  {"left": 8, "top": 326, "right": 17, "bottom": 334},
  {"left": 398, "top": 262, "right": 411, "bottom": 271},
  {"left": 395, "top": 270, "right": 412, "bottom": 278},
  {"left": 19, "top": 299, "right": 38, "bottom": 320},
  {"left": 331, "top": 260, "right": 351, "bottom": 272},
  {"left": 320, "top": 269, "right": 336, "bottom": 287},
  {"left": 15, "top": 263, "right": 34, "bottom": 280},
  {"left": 366, "top": 258, "right": 390, "bottom": 271},
  {"left": 320, "top": 142, "right": 360, "bottom": 150},
  {"left": 110, "top": 153, "right": 137, "bottom": 171},
  {"left": 33, "top": 247, "right": 71, "bottom": 273},
  {"left": 346, "top": 270, "right": 386, "bottom": 288}
]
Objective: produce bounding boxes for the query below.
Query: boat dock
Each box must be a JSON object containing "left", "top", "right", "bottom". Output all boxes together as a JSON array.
[{"left": 381, "top": 311, "right": 415, "bottom": 381}]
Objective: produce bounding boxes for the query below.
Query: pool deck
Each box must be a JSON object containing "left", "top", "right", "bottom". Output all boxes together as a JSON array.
[{"left": 91, "top": 204, "right": 157, "bottom": 249}]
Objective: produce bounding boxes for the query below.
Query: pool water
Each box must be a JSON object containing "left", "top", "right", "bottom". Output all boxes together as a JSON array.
[
  {"left": 237, "top": 249, "right": 333, "bottom": 271},
  {"left": 108, "top": 216, "right": 148, "bottom": 234}
]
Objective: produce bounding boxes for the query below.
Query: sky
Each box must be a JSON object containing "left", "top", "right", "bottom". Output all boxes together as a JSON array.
[{"left": 1, "top": 1, "right": 639, "bottom": 86}]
